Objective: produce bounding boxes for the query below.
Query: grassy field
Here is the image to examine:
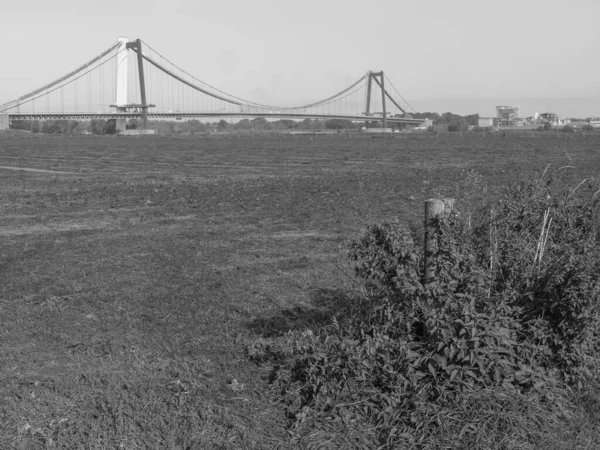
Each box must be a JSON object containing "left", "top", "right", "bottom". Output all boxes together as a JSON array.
[{"left": 1, "top": 132, "right": 599, "bottom": 449}]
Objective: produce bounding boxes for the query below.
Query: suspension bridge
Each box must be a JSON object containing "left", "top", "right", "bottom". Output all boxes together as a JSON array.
[{"left": 0, "top": 38, "right": 424, "bottom": 131}]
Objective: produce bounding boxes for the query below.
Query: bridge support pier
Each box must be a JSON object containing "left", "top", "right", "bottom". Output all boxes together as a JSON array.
[
  {"left": 116, "top": 117, "right": 127, "bottom": 133},
  {"left": 0, "top": 114, "right": 9, "bottom": 130}
]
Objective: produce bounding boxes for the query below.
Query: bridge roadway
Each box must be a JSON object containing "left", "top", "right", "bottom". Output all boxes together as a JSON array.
[{"left": 6, "top": 111, "right": 424, "bottom": 125}]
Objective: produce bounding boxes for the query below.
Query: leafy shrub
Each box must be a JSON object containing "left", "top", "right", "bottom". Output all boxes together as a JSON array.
[
  {"left": 471, "top": 175, "right": 600, "bottom": 383},
  {"left": 254, "top": 171, "right": 600, "bottom": 448}
]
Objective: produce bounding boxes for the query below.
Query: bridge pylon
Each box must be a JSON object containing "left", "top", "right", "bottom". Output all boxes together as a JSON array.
[
  {"left": 110, "top": 38, "right": 153, "bottom": 130},
  {"left": 114, "top": 37, "right": 129, "bottom": 132},
  {"left": 364, "top": 71, "right": 409, "bottom": 129}
]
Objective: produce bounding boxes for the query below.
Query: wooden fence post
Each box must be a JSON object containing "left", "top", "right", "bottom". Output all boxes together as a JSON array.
[{"left": 424, "top": 198, "right": 455, "bottom": 284}]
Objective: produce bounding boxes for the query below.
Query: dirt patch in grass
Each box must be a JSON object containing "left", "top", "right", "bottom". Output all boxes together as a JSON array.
[{"left": 1, "top": 133, "right": 600, "bottom": 448}]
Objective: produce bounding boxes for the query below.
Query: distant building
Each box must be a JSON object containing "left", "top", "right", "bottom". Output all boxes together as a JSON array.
[
  {"left": 539, "top": 112, "right": 558, "bottom": 126},
  {"left": 478, "top": 117, "right": 494, "bottom": 128},
  {"left": 496, "top": 106, "right": 519, "bottom": 126},
  {"left": 588, "top": 118, "right": 600, "bottom": 128}
]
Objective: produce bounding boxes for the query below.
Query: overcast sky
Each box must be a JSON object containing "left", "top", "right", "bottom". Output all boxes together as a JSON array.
[{"left": 2, "top": 0, "right": 599, "bottom": 117}]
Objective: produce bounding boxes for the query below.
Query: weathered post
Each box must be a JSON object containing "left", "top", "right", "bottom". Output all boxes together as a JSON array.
[
  {"left": 424, "top": 199, "right": 444, "bottom": 285},
  {"left": 442, "top": 198, "right": 455, "bottom": 214},
  {"left": 424, "top": 198, "right": 455, "bottom": 284}
]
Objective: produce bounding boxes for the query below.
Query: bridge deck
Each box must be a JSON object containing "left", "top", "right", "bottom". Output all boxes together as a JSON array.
[{"left": 6, "top": 111, "right": 424, "bottom": 124}]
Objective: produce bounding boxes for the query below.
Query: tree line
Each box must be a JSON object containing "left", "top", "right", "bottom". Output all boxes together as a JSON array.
[
  {"left": 10, "top": 113, "right": 482, "bottom": 135},
  {"left": 410, "top": 112, "right": 480, "bottom": 131},
  {"left": 10, "top": 117, "right": 366, "bottom": 134}
]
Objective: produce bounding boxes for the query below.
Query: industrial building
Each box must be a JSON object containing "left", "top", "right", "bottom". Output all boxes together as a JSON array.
[
  {"left": 496, "top": 106, "right": 519, "bottom": 126},
  {"left": 538, "top": 112, "right": 558, "bottom": 125}
]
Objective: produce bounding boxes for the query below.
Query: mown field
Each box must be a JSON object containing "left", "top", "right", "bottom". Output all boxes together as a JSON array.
[{"left": 1, "top": 132, "right": 599, "bottom": 449}]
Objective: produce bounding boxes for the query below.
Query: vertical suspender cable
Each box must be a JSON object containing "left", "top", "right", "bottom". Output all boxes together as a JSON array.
[
  {"left": 131, "top": 56, "right": 136, "bottom": 105},
  {"left": 100, "top": 62, "right": 104, "bottom": 112},
  {"left": 161, "top": 55, "right": 164, "bottom": 112},
  {"left": 88, "top": 72, "right": 92, "bottom": 112},
  {"left": 111, "top": 54, "right": 115, "bottom": 111},
  {"left": 146, "top": 57, "right": 151, "bottom": 113},
  {"left": 74, "top": 79, "right": 78, "bottom": 113}
]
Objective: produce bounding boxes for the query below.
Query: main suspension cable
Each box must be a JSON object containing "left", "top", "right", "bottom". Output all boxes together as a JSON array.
[
  {"left": 139, "top": 40, "right": 368, "bottom": 110},
  {"left": 0, "top": 48, "right": 119, "bottom": 113},
  {"left": 14, "top": 41, "right": 120, "bottom": 104}
]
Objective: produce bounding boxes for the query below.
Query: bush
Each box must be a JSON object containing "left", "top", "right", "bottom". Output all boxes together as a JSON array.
[
  {"left": 448, "top": 122, "right": 465, "bottom": 132},
  {"left": 582, "top": 124, "right": 594, "bottom": 132},
  {"left": 253, "top": 171, "right": 600, "bottom": 448}
]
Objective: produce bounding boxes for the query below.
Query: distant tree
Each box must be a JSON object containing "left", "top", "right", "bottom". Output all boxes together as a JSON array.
[
  {"left": 562, "top": 125, "right": 575, "bottom": 133},
  {"left": 447, "top": 123, "right": 464, "bottom": 132},
  {"left": 90, "top": 119, "right": 105, "bottom": 134},
  {"left": 10, "top": 120, "right": 29, "bottom": 131},
  {"left": 325, "top": 119, "right": 355, "bottom": 130},
  {"left": 69, "top": 120, "right": 80, "bottom": 133},
  {"left": 235, "top": 119, "right": 252, "bottom": 130},
  {"left": 464, "top": 114, "right": 479, "bottom": 126},
  {"left": 436, "top": 112, "right": 469, "bottom": 132},
  {"left": 436, "top": 112, "right": 468, "bottom": 128},
  {"left": 276, "top": 119, "right": 297, "bottom": 129},
  {"left": 249, "top": 117, "right": 268, "bottom": 130},
  {"left": 297, "top": 118, "right": 324, "bottom": 130},
  {"left": 103, "top": 119, "right": 117, "bottom": 134},
  {"left": 126, "top": 119, "right": 140, "bottom": 130},
  {"left": 157, "top": 121, "right": 177, "bottom": 134},
  {"left": 543, "top": 122, "right": 552, "bottom": 131},
  {"left": 217, "top": 119, "right": 229, "bottom": 131},
  {"left": 582, "top": 124, "right": 594, "bottom": 132},
  {"left": 31, "top": 120, "right": 42, "bottom": 133},
  {"left": 297, "top": 118, "right": 316, "bottom": 130},
  {"left": 410, "top": 112, "right": 441, "bottom": 122},
  {"left": 42, "top": 120, "right": 70, "bottom": 134},
  {"left": 186, "top": 120, "right": 208, "bottom": 133}
]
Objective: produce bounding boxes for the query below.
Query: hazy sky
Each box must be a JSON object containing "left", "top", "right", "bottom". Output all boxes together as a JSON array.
[{"left": 2, "top": 0, "right": 599, "bottom": 117}]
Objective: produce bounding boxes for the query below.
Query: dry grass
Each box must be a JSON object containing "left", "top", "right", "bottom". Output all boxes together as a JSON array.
[{"left": 1, "top": 133, "right": 600, "bottom": 449}]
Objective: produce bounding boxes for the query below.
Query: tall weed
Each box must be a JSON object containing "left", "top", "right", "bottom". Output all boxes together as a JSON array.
[{"left": 252, "top": 171, "right": 600, "bottom": 448}]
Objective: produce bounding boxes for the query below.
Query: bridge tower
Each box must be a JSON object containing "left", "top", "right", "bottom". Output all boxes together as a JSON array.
[
  {"left": 365, "top": 71, "right": 388, "bottom": 129},
  {"left": 364, "top": 71, "right": 410, "bottom": 130},
  {"left": 111, "top": 37, "right": 152, "bottom": 131},
  {"left": 114, "top": 37, "right": 129, "bottom": 132}
]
